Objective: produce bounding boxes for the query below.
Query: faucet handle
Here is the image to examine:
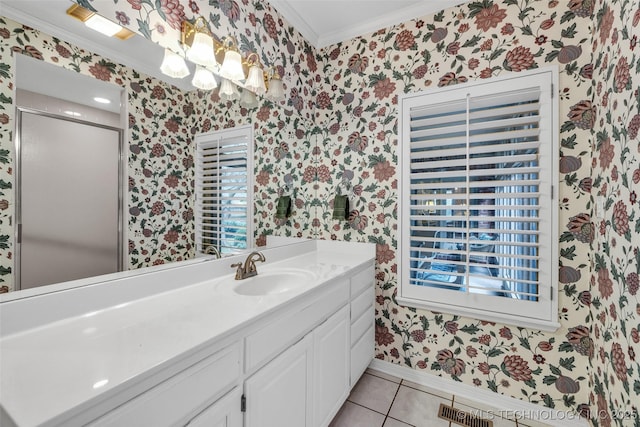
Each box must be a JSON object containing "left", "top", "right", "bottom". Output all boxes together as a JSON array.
[{"left": 231, "top": 263, "right": 243, "bottom": 280}]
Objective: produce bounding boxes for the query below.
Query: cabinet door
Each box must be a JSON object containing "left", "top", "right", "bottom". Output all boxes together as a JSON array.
[
  {"left": 244, "top": 334, "right": 313, "bottom": 427},
  {"left": 313, "top": 305, "right": 350, "bottom": 427},
  {"left": 187, "top": 387, "right": 242, "bottom": 427}
]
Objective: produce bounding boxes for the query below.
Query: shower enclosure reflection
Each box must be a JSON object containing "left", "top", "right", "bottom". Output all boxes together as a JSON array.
[
  {"left": 16, "top": 108, "right": 123, "bottom": 289},
  {"left": 15, "top": 55, "right": 125, "bottom": 290}
]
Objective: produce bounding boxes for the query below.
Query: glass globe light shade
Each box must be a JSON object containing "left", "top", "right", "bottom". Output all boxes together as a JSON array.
[{"left": 160, "top": 48, "right": 190, "bottom": 79}]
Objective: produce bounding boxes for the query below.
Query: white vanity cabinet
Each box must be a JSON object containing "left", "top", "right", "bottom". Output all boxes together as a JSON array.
[
  {"left": 0, "top": 240, "right": 376, "bottom": 427},
  {"left": 88, "top": 265, "right": 373, "bottom": 427},
  {"left": 243, "top": 305, "right": 351, "bottom": 427},
  {"left": 243, "top": 264, "right": 374, "bottom": 427}
]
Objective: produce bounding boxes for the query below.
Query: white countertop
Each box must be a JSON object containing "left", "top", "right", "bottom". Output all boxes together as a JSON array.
[{"left": 0, "top": 240, "right": 375, "bottom": 427}]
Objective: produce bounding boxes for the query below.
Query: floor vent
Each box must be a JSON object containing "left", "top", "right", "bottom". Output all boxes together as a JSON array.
[{"left": 438, "top": 403, "right": 493, "bottom": 427}]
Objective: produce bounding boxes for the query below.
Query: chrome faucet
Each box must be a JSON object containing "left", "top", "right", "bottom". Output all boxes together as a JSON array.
[
  {"left": 231, "top": 251, "right": 266, "bottom": 280},
  {"left": 204, "top": 245, "right": 221, "bottom": 259}
]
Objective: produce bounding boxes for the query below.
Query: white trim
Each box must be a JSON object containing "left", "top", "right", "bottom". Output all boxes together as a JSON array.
[
  {"left": 194, "top": 125, "right": 254, "bottom": 256},
  {"left": 120, "top": 87, "right": 130, "bottom": 272},
  {"left": 396, "top": 296, "right": 561, "bottom": 332},
  {"left": 268, "top": 0, "right": 320, "bottom": 47},
  {"left": 317, "top": 2, "right": 437, "bottom": 48},
  {"left": 369, "top": 359, "right": 589, "bottom": 427},
  {"left": 397, "top": 66, "right": 560, "bottom": 330},
  {"left": 269, "top": 1, "right": 469, "bottom": 49}
]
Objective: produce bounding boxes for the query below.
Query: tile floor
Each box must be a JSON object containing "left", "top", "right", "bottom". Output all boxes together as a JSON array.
[{"left": 329, "top": 369, "right": 550, "bottom": 427}]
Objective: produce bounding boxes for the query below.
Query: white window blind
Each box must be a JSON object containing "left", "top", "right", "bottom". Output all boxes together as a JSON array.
[
  {"left": 195, "top": 126, "right": 253, "bottom": 256},
  {"left": 398, "top": 68, "right": 559, "bottom": 331}
]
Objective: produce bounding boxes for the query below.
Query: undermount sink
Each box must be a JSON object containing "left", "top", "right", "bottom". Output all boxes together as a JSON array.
[{"left": 232, "top": 268, "right": 316, "bottom": 296}]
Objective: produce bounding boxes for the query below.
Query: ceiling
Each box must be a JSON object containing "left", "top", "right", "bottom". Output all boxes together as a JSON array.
[
  {"left": 270, "top": 1, "right": 469, "bottom": 48},
  {"left": 1, "top": 0, "right": 468, "bottom": 108}
]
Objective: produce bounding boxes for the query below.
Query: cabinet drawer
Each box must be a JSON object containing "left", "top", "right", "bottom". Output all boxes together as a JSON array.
[
  {"left": 350, "top": 267, "right": 374, "bottom": 297},
  {"left": 351, "top": 286, "right": 374, "bottom": 324},
  {"left": 245, "top": 280, "right": 349, "bottom": 373},
  {"left": 90, "top": 343, "right": 241, "bottom": 427},
  {"left": 350, "top": 325, "right": 374, "bottom": 387},
  {"left": 350, "top": 305, "right": 373, "bottom": 347}
]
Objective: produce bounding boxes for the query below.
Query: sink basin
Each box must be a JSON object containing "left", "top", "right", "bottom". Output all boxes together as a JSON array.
[{"left": 232, "top": 268, "right": 315, "bottom": 296}]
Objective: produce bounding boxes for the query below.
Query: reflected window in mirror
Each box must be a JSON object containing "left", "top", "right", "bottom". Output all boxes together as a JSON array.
[{"left": 195, "top": 126, "right": 254, "bottom": 256}]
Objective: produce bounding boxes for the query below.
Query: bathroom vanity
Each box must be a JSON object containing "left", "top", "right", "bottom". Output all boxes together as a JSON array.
[{"left": 0, "top": 239, "right": 376, "bottom": 427}]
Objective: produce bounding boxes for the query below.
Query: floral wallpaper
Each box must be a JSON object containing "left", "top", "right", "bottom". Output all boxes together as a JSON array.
[
  {"left": 309, "top": 0, "right": 596, "bottom": 419},
  {"left": 125, "top": 77, "right": 195, "bottom": 269},
  {"left": 2, "top": 0, "right": 639, "bottom": 424},
  {"left": 188, "top": 90, "right": 319, "bottom": 243},
  {"left": 590, "top": 0, "right": 640, "bottom": 425}
]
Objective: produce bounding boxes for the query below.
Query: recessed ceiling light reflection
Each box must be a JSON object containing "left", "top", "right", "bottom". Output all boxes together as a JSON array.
[
  {"left": 93, "top": 97, "right": 111, "bottom": 104},
  {"left": 64, "top": 110, "right": 82, "bottom": 117},
  {"left": 84, "top": 14, "right": 122, "bottom": 37},
  {"left": 93, "top": 379, "right": 109, "bottom": 389}
]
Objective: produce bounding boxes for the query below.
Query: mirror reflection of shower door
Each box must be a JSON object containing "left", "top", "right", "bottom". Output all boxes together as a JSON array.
[{"left": 17, "top": 110, "right": 122, "bottom": 289}]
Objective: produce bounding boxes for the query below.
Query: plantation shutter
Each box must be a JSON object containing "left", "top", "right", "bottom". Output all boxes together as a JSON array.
[
  {"left": 195, "top": 126, "right": 253, "bottom": 256},
  {"left": 398, "top": 68, "right": 559, "bottom": 330}
]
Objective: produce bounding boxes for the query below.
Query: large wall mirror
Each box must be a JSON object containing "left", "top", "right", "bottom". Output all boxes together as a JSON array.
[{"left": 1, "top": 4, "right": 317, "bottom": 300}]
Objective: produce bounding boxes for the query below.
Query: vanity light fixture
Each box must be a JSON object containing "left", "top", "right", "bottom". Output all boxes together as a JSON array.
[
  {"left": 185, "top": 18, "right": 217, "bottom": 68},
  {"left": 219, "top": 79, "right": 240, "bottom": 102},
  {"left": 192, "top": 65, "right": 218, "bottom": 91},
  {"left": 162, "top": 16, "right": 283, "bottom": 98},
  {"left": 160, "top": 48, "right": 190, "bottom": 79},
  {"left": 244, "top": 53, "right": 267, "bottom": 96},
  {"left": 265, "top": 68, "right": 285, "bottom": 103},
  {"left": 66, "top": 4, "right": 134, "bottom": 40},
  {"left": 239, "top": 88, "right": 259, "bottom": 109},
  {"left": 219, "top": 37, "right": 245, "bottom": 81}
]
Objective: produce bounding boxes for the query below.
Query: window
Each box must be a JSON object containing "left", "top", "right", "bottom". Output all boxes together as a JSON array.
[
  {"left": 398, "top": 68, "right": 559, "bottom": 331},
  {"left": 195, "top": 126, "right": 253, "bottom": 256}
]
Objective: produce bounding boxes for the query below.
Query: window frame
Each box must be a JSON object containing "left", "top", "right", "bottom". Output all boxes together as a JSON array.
[
  {"left": 397, "top": 67, "right": 560, "bottom": 331},
  {"left": 194, "top": 125, "right": 254, "bottom": 257}
]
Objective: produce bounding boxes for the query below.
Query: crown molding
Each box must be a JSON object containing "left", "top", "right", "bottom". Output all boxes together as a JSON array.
[
  {"left": 316, "top": 1, "right": 461, "bottom": 48},
  {"left": 268, "top": 0, "right": 320, "bottom": 48},
  {"left": 269, "top": 1, "right": 469, "bottom": 50}
]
